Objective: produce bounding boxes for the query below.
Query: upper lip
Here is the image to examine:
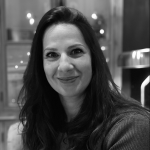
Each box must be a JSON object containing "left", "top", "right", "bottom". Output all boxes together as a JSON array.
[{"left": 57, "top": 76, "right": 78, "bottom": 80}]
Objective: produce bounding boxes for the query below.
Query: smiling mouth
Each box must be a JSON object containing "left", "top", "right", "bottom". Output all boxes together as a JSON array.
[{"left": 58, "top": 76, "right": 78, "bottom": 83}]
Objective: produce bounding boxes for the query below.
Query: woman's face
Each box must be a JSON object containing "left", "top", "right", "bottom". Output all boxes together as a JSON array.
[{"left": 43, "top": 23, "right": 92, "bottom": 98}]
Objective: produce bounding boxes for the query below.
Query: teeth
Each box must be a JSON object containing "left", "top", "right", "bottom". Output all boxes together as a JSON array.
[
  {"left": 58, "top": 77, "right": 77, "bottom": 81},
  {"left": 59, "top": 77, "right": 76, "bottom": 79},
  {"left": 61, "top": 78, "right": 75, "bottom": 80}
]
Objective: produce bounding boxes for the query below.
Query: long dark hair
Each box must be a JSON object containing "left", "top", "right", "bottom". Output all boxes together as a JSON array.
[{"left": 18, "top": 6, "right": 149, "bottom": 150}]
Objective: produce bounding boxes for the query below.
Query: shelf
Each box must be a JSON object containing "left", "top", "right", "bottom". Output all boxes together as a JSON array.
[
  {"left": 0, "top": 115, "right": 18, "bottom": 121},
  {"left": 118, "top": 48, "right": 150, "bottom": 69}
]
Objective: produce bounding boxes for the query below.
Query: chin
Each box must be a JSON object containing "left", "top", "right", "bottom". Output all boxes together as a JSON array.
[
  {"left": 59, "top": 90, "right": 82, "bottom": 98},
  {"left": 61, "top": 92, "right": 78, "bottom": 97}
]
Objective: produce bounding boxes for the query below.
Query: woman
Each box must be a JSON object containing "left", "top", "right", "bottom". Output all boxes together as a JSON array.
[{"left": 9, "top": 6, "right": 149, "bottom": 150}]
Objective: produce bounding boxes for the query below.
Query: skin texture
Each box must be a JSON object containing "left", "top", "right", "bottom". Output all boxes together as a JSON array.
[{"left": 43, "top": 23, "right": 92, "bottom": 120}]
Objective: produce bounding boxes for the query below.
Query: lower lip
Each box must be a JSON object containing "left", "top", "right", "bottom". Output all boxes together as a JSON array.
[{"left": 58, "top": 77, "right": 78, "bottom": 84}]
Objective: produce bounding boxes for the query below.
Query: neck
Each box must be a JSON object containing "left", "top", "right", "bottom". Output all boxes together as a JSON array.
[{"left": 59, "top": 94, "right": 84, "bottom": 122}]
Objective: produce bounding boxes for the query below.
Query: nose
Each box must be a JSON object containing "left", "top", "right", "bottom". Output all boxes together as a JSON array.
[{"left": 58, "top": 53, "right": 74, "bottom": 72}]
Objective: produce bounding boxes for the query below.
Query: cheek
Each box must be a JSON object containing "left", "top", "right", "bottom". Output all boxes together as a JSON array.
[
  {"left": 83, "top": 64, "right": 92, "bottom": 81},
  {"left": 43, "top": 61, "right": 54, "bottom": 80},
  {"left": 78, "top": 57, "right": 92, "bottom": 81}
]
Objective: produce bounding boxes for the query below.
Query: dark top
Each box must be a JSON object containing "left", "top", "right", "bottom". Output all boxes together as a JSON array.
[
  {"left": 8, "top": 109, "right": 150, "bottom": 150},
  {"left": 95, "top": 110, "right": 150, "bottom": 150},
  {"left": 60, "top": 109, "right": 150, "bottom": 150}
]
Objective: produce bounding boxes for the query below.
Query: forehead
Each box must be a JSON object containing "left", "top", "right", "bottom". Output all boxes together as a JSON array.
[
  {"left": 43, "top": 23, "right": 85, "bottom": 44},
  {"left": 44, "top": 23, "right": 81, "bottom": 34}
]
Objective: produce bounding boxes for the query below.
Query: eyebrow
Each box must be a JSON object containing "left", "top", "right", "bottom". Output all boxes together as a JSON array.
[
  {"left": 44, "top": 47, "right": 57, "bottom": 51},
  {"left": 44, "top": 43, "right": 85, "bottom": 51},
  {"left": 68, "top": 44, "right": 84, "bottom": 49}
]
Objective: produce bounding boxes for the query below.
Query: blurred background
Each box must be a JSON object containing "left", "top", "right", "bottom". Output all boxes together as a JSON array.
[{"left": 0, "top": 0, "right": 149, "bottom": 149}]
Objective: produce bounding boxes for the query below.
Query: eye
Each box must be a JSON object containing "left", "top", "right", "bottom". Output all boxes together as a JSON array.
[
  {"left": 46, "top": 52, "right": 59, "bottom": 58},
  {"left": 70, "top": 48, "right": 84, "bottom": 56}
]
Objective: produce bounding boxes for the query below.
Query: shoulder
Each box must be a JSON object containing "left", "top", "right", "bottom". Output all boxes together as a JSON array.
[
  {"left": 102, "top": 110, "right": 150, "bottom": 150},
  {"left": 7, "top": 122, "right": 23, "bottom": 150}
]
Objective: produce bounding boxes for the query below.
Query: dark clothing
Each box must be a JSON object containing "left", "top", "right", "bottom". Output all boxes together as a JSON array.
[
  {"left": 8, "top": 109, "right": 150, "bottom": 150},
  {"left": 96, "top": 110, "right": 150, "bottom": 150},
  {"left": 60, "top": 109, "right": 150, "bottom": 150}
]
